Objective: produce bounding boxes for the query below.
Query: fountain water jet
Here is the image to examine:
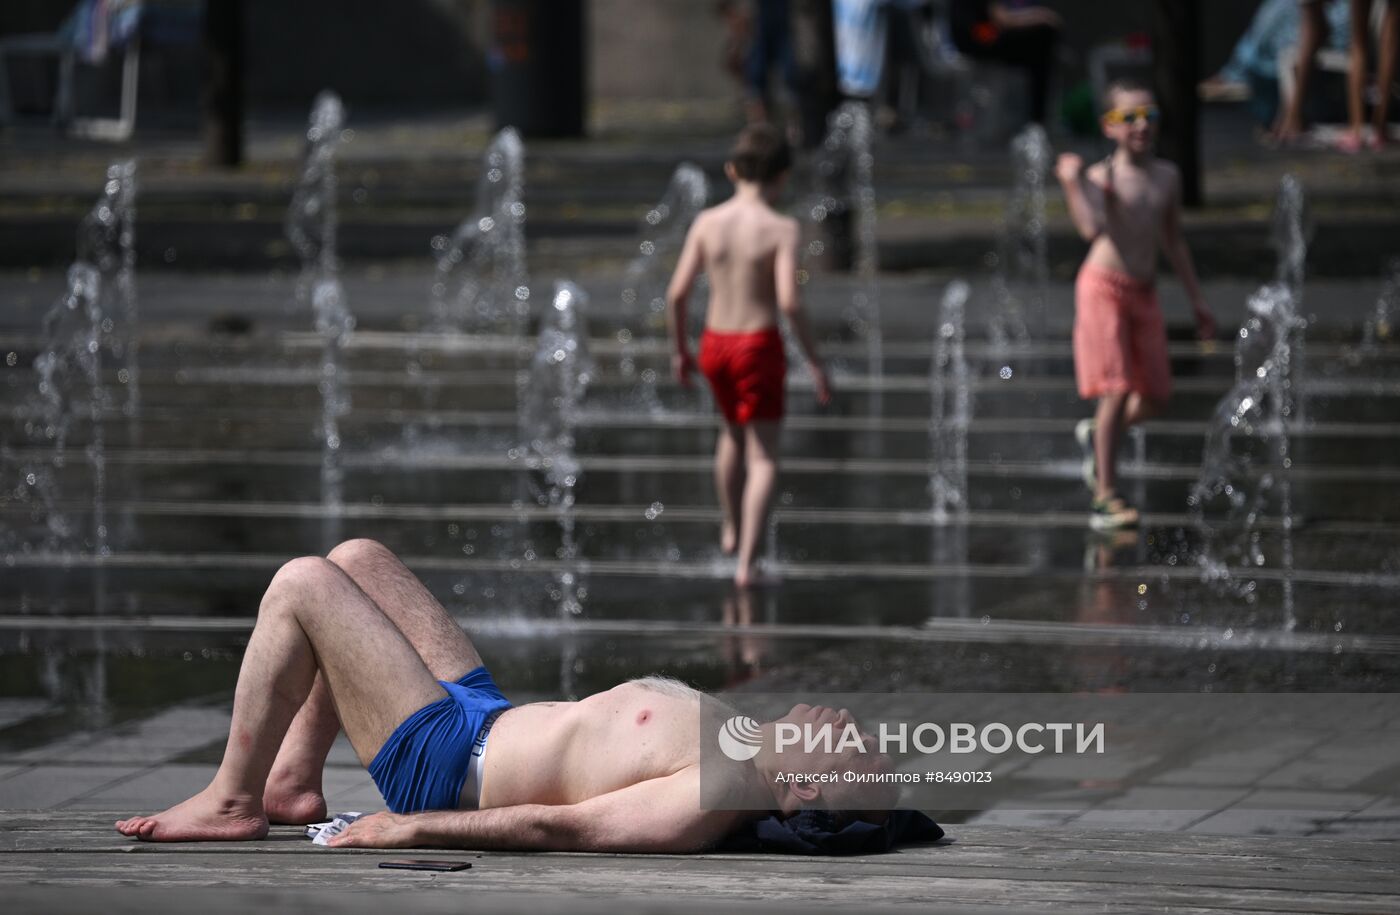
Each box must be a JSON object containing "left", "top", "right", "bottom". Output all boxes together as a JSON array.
[
  {"left": 1271, "top": 174, "right": 1309, "bottom": 426},
  {"left": 984, "top": 123, "right": 1050, "bottom": 362},
  {"left": 802, "top": 102, "right": 882, "bottom": 398},
  {"left": 929, "top": 280, "right": 971, "bottom": 522},
  {"left": 518, "top": 281, "right": 595, "bottom": 622},
  {"left": 286, "top": 91, "right": 355, "bottom": 551},
  {"left": 1189, "top": 282, "right": 1305, "bottom": 628},
  {"left": 618, "top": 163, "right": 708, "bottom": 413},
  {"left": 1190, "top": 178, "right": 1311, "bottom": 628},
  {"left": 3, "top": 161, "right": 138, "bottom": 565},
  {"left": 1361, "top": 257, "right": 1399, "bottom": 349},
  {"left": 430, "top": 128, "right": 529, "bottom": 335},
  {"left": 928, "top": 281, "right": 973, "bottom": 621}
]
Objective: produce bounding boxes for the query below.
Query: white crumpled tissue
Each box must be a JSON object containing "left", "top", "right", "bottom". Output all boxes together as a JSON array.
[{"left": 305, "top": 812, "right": 364, "bottom": 846}]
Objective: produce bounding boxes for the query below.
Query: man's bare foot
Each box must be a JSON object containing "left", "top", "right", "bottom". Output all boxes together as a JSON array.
[
  {"left": 115, "top": 788, "right": 269, "bottom": 842},
  {"left": 735, "top": 566, "right": 782, "bottom": 590},
  {"left": 720, "top": 522, "right": 738, "bottom": 556},
  {"left": 263, "top": 781, "right": 327, "bottom": 825}
]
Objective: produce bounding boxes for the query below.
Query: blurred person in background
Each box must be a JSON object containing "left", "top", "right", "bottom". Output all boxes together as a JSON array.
[{"left": 948, "top": 0, "right": 1062, "bottom": 125}]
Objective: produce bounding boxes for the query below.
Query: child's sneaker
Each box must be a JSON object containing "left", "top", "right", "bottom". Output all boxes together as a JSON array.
[
  {"left": 1089, "top": 494, "right": 1139, "bottom": 531},
  {"left": 1074, "top": 418, "right": 1097, "bottom": 491}
]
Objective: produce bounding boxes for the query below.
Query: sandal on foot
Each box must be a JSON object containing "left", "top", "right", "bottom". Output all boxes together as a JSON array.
[{"left": 1089, "top": 495, "right": 1140, "bottom": 531}]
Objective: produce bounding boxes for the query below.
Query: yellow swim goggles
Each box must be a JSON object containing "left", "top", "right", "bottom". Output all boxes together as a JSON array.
[{"left": 1102, "top": 105, "right": 1161, "bottom": 126}]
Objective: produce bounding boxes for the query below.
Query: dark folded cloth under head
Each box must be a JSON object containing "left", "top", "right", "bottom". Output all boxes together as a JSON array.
[{"left": 722, "top": 809, "right": 944, "bottom": 855}]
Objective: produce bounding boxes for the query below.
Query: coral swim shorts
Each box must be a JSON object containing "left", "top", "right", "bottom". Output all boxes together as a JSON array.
[
  {"left": 1073, "top": 263, "right": 1172, "bottom": 403},
  {"left": 698, "top": 326, "right": 787, "bottom": 425}
]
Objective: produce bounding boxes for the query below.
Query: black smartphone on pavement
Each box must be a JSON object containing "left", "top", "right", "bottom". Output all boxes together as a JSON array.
[{"left": 378, "top": 859, "right": 472, "bottom": 872}]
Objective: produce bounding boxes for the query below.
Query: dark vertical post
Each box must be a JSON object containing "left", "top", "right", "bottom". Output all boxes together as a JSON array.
[
  {"left": 790, "top": 0, "right": 839, "bottom": 148},
  {"left": 202, "top": 0, "right": 244, "bottom": 168},
  {"left": 490, "top": 0, "right": 586, "bottom": 137},
  {"left": 1153, "top": 0, "right": 1201, "bottom": 206}
]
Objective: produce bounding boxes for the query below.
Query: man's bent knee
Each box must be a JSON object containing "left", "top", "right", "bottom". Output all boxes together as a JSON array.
[
  {"left": 327, "top": 538, "right": 397, "bottom": 570},
  {"left": 263, "top": 556, "right": 343, "bottom": 614}
]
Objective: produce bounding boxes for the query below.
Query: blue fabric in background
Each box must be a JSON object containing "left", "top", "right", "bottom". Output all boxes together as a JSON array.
[{"left": 723, "top": 808, "right": 945, "bottom": 855}]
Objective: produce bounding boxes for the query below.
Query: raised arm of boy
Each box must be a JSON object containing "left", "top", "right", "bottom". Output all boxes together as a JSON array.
[
  {"left": 1055, "top": 152, "right": 1105, "bottom": 243},
  {"left": 1158, "top": 164, "right": 1216, "bottom": 341},
  {"left": 774, "top": 219, "right": 831, "bottom": 405},
  {"left": 666, "top": 217, "right": 706, "bottom": 388}
]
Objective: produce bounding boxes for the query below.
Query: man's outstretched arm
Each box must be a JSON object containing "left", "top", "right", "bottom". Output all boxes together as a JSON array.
[{"left": 329, "top": 766, "right": 742, "bottom": 854}]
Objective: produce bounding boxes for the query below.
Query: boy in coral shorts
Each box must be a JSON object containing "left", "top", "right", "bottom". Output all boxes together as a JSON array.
[
  {"left": 1055, "top": 79, "right": 1216, "bottom": 531},
  {"left": 667, "top": 124, "right": 831, "bottom": 587}
]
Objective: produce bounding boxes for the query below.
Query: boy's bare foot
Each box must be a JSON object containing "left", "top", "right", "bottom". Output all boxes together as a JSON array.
[
  {"left": 263, "top": 778, "right": 327, "bottom": 825},
  {"left": 735, "top": 566, "right": 782, "bottom": 589},
  {"left": 115, "top": 788, "right": 269, "bottom": 842},
  {"left": 720, "top": 522, "right": 738, "bottom": 556}
]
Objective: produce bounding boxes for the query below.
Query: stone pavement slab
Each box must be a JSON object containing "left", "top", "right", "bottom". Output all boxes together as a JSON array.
[
  {"left": 4, "top": 814, "right": 1400, "bottom": 914},
  {"left": 0, "top": 765, "right": 144, "bottom": 810},
  {"left": 9, "top": 706, "right": 233, "bottom": 766},
  {"left": 0, "top": 698, "right": 54, "bottom": 730}
]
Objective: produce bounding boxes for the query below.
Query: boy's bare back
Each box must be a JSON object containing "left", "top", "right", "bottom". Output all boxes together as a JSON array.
[{"left": 686, "top": 194, "right": 801, "bottom": 332}]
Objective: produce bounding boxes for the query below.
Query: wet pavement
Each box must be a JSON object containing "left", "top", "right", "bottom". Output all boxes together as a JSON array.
[{"left": 2, "top": 265, "right": 1399, "bottom": 838}]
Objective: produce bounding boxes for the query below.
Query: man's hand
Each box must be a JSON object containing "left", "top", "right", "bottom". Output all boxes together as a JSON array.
[
  {"left": 1054, "top": 152, "right": 1084, "bottom": 186},
  {"left": 672, "top": 350, "right": 696, "bottom": 389},
  {"left": 327, "top": 811, "right": 418, "bottom": 849},
  {"left": 1194, "top": 305, "right": 1217, "bottom": 341},
  {"left": 809, "top": 363, "right": 832, "bottom": 406}
]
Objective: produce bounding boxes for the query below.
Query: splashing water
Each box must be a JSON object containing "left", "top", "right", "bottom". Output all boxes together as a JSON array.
[
  {"left": 518, "top": 282, "right": 594, "bottom": 617},
  {"left": 986, "top": 123, "right": 1050, "bottom": 352},
  {"left": 618, "top": 163, "right": 708, "bottom": 412},
  {"left": 86, "top": 161, "right": 140, "bottom": 551},
  {"left": 1362, "top": 256, "right": 1400, "bottom": 349},
  {"left": 1189, "top": 283, "right": 1305, "bottom": 627},
  {"left": 2, "top": 264, "right": 105, "bottom": 557},
  {"left": 287, "top": 91, "right": 355, "bottom": 550},
  {"left": 1273, "top": 175, "right": 1309, "bottom": 300},
  {"left": 2, "top": 159, "right": 141, "bottom": 562},
  {"left": 430, "top": 128, "right": 529, "bottom": 335},
  {"left": 1271, "top": 175, "right": 1309, "bottom": 427},
  {"left": 803, "top": 102, "right": 882, "bottom": 386},
  {"left": 930, "top": 280, "right": 971, "bottom": 522},
  {"left": 82, "top": 160, "right": 141, "bottom": 425}
]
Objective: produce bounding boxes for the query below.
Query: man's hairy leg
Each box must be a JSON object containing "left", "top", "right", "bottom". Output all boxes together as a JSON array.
[
  {"left": 715, "top": 425, "right": 745, "bottom": 555},
  {"left": 116, "top": 556, "right": 447, "bottom": 841},
  {"left": 264, "top": 539, "right": 485, "bottom": 824},
  {"left": 262, "top": 670, "right": 339, "bottom": 824},
  {"left": 735, "top": 421, "right": 781, "bottom": 588}
]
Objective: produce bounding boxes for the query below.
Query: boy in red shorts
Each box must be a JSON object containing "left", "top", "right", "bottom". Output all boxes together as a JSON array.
[
  {"left": 1055, "top": 79, "right": 1216, "bottom": 531},
  {"left": 667, "top": 124, "right": 831, "bottom": 587}
]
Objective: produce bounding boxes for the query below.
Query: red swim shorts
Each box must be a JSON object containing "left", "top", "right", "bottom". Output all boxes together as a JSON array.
[
  {"left": 1073, "top": 263, "right": 1172, "bottom": 403},
  {"left": 698, "top": 326, "right": 787, "bottom": 425}
]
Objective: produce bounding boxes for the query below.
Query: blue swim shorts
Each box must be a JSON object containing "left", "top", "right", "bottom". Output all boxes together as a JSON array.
[{"left": 367, "top": 666, "right": 512, "bottom": 814}]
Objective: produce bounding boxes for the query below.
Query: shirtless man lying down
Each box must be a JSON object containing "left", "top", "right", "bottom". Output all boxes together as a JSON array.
[{"left": 115, "top": 539, "right": 893, "bottom": 852}]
